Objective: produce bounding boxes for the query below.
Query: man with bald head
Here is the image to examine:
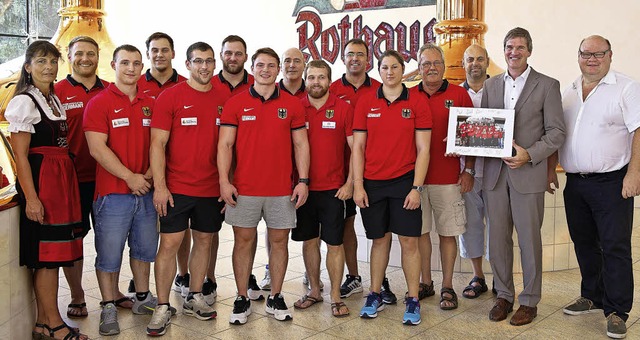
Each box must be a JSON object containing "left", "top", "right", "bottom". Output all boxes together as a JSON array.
[
  {"left": 555, "top": 35, "right": 640, "bottom": 339},
  {"left": 458, "top": 44, "right": 491, "bottom": 299},
  {"left": 279, "top": 48, "right": 307, "bottom": 99}
]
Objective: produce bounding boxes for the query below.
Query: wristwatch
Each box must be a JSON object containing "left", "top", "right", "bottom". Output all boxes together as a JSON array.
[
  {"left": 411, "top": 185, "right": 424, "bottom": 193},
  {"left": 464, "top": 168, "right": 476, "bottom": 176},
  {"left": 298, "top": 178, "right": 310, "bottom": 185}
]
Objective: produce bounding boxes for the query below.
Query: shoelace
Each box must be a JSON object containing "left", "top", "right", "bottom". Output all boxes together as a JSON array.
[
  {"left": 272, "top": 294, "right": 288, "bottom": 309},
  {"left": 405, "top": 299, "right": 419, "bottom": 313},
  {"left": 102, "top": 305, "right": 117, "bottom": 324},
  {"left": 364, "top": 293, "right": 380, "bottom": 307},
  {"left": 233, "top": 297, "right": 248, "bottom": 312},
  {"left": 149, "top": 305, "right": 169, "bottom": 324}
]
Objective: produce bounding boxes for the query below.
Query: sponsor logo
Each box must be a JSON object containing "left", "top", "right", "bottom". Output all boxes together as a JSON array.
[
  {"left": 278, "top": 108, "right": 287, "bottom": 119},
  {"left": 62, "top": 102, "right": 83, "bottom": 110},
  {"left": 242, "top": 115, "right": 256, "bottom": 121},
  {"left": 143, "top": 89, "right": 151, "bottom": 93},
  {"left": 402, "top": 108, "right": 411, "bottom": 118},
  {"left": 112, "top": 118, "right": 129, "bottom": 128},
  {"left": 370, "top": 107, "right": 381, "bottom": 112},
  {"left": 243, "top": 107, "right": 254, "bottom": 112},
  {"left": 183, "top": 105, "right": 194, "bottom": 109},
  {"left": 66, "top": 95, "right": 77, "bottom": 100},
  {"left": 114, "top": 108, "right": 124, "bottom": 113},
  {"left": 367, "top": 113, "right": 381, "bottom": 118},
  {"left": 325, "top": 109, "right": 334, "bottom": 119},
  {"left": 181, "top": 117, "right": 198, "bottom": 126},
  {"left": 142, "top": 107, "right": 152, "bottom": 116},
  {"left": 142, "top": 118, "right": 151, "bottom": 127},
  {"left": 322, "top": 121, "right": 336, "bottom": 129}
]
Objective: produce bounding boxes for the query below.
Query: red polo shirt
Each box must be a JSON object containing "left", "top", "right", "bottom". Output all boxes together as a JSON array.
[
  {"left": 302, "top": 93, "right": 353, "bottom": 191},
  {"left": 137, "top": 69, "right": 186, "bottom": 99},
  {"left": 220, "top": 86, "right": 306, "bottom": 196},
  {"left": 55, "top": 75, "right": 108, "bottom": 182},
  {"left": 211, "top": 70, "right": 254, "bottom": 99},
  {"left": 152, "top": 82, "right": 226, "bottom": 197},
  {"left": 83, "top": 83, "right": 154, "bottom": 198},
  {"left": 353, "top": 85, "right": 432, "bottom": 180},
  {"left": 413, "top": 80, "right": 473, "bottom": 184},
  {"left": 329, "top": 73, "right": 380, "bottom": 108},
  {"left": 278, "top": 79, "right": 307, "bottom": 100}
]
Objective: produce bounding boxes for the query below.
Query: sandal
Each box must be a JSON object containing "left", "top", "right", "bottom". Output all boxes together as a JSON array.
[
  {"left": 331, "top": 301, "right": 350, "bottom": 317},
  {"left": 66, "top": 302, "right": 88, "bottom": 318},
  {"left": 294, "top": 294, "right": 323, "bottom": 309},
  {"left": 404, "top": 281, "right": 436, "bottom": 301},
  {"left": 440, "top": 287, "right": 458, "bottom": 310},
  {"left": 114, "top": 296, "right": 133, "bottom": 309},
  {"left": 34, "top": 323, "right": 80, "bottom": 339},
  {"left": 40, "top": 323, "right": 87, "bottom": 340},
  {"left": 462, "top": 276, "right": 488, "bottom": 299}
]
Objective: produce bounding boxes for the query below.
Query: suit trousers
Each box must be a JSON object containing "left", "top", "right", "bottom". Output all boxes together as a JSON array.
[
  {"left": 484, "top": 165, "right": 544, "bottom": 307},
  {"left": 564, "top": 168, "right": 634, "bottom": 321}
]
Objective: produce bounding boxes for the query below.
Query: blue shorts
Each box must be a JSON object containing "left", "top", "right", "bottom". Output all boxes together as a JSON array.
[{"left": 93, "top": 193, "right": 159, "bottom": 272}]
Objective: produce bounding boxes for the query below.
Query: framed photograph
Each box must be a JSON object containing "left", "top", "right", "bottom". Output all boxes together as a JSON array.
[{"left": 445, "top": 107, "right": 515, "bottom": 158}]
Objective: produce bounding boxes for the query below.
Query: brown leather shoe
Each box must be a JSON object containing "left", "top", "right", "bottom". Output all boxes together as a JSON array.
[
  {"left": 510, "top": 305, "right": 538, "bottom": 326},
  {"left": 489, "top": 298, "right": 514, "bottom": 321}
]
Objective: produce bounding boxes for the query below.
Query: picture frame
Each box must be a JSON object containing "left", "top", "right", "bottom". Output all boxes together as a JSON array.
[{"left": 445, "top": 107, "right": 515, "bottom": 158}]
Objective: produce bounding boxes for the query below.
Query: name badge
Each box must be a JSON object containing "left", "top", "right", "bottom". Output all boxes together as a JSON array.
[
  {"left": 367, "top": 113, "right": 381, "bottom": 118},
  {"left": 242, "top": 115, "right": 256, "bottom": 121},
  {"left": 112, "top": 118, "right": 129, "bottom": 128},
  {"left": 181, "top": 117, "right": 197, "bottom": 126},
  {"left": 322, "top": 121, "right": 336, "bottom": 129},
  {"left": 142, "top": 118, "right": 151, "bottom": 127},
  {"left": 216, "top": 118, "right": 220, "bottom": 126}
]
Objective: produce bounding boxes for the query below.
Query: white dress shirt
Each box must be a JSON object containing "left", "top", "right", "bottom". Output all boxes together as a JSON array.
[
  {"left": 559, "top": 70, "right": 640, "bottom": 173},
  {"left": 503, "top": 65, "right": 531, "bottom": 110},
  {"left": 460, "top": 82, "right": 485, "bottom": 177}
]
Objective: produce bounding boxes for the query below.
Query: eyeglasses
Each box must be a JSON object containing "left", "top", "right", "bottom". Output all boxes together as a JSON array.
[
  {"left": 190, "top": 58, "right": 215, "bottom": 65},
  {"left": 578, "top": 50, "right": 609, "bottom": 59},
  {"left": 420, "top": 60, "right": 444, "bottom": 68},
  {"left": 345, "top": 52, "right": 366, "bottom": 58}
]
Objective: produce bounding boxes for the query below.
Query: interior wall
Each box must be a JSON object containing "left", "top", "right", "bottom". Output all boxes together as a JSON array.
[{"left": 104, "top": 0, "right": 639, "bottom": 90}]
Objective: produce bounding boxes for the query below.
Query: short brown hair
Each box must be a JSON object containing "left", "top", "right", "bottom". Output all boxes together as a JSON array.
[
  {"left": 304, "top": 59, "right": 332, "bottom": 80},
  {"left": 503, "top": 27, "right": 533, "bottom": 53},
  {"left": 251, "top": 47, "right": 280, "bottom": 67}
]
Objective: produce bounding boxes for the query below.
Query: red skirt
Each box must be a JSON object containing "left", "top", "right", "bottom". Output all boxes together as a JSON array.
[{"left": 19, "top": 146, "right": 83, "bottom": 268}]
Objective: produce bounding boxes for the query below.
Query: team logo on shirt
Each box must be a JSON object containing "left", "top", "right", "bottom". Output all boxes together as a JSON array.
[
  {"left": 142, "top": 106, "right": 152, "bottom": 116},
  {"left": 218, "top": 106, "right": 223, "bottom": 115},
  {"left": 325, "top": 109, "right": 334, "bottom": 119},
  {"left": 278, "top": 108, "right": 287, "bottom": 119},
  {"left": 402, "top": 109, "right": 411, "bottom": 118},
  {"left": 444, "top": 100, "right": 454, "bottom": 109}
]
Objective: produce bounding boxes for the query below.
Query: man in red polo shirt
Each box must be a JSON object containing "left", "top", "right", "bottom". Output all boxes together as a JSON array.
[
  {"left": 291, "top": 60, "right": 352, "bottom": 317},
  {"left": 56, "top": 36, "right": 134, "bottom": 318},
  {"left": 329, "top": 38, "right": 396, "bottom": 303},
  {"left": 279, "top": 48, "right": 307, "bottom": 99},
  {"left": 412, "top": 43, "right": 474, "bottom": 310},
  {"left": 211, "top": 35, "right": 254, "bottom": 98},
  {"left": 84, "top": 45, "right": 159, "bottom": 336},
  {"left": 146, "top": 42, "right": 226, "bottom": 336},
  {"left": 219, "top": 47, "right": 309, "bottom": 325},
  {"left": 137, "top": 32, "right": 186, "bottom": 99}
]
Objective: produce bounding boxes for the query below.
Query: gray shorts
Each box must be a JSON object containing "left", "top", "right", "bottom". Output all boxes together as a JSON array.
[{"left": 224, "top": 195, "right": 296, "bottom": 229}]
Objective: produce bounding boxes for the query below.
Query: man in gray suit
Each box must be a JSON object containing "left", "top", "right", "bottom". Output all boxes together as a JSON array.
[{"left": 481, "top": 27, "right": 565, "bottom": 326}]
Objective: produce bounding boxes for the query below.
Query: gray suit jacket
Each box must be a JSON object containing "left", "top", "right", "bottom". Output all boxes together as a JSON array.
[{"left": 481, "top": 67, "right": 565, "bottom": 194}]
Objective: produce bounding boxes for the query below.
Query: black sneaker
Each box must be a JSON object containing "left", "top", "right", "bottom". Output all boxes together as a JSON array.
[
  {"left": 380, "top": 277, "right": 397, "bottom": 305},
  {"left": 247, "top": 274, "right": 264, "bottom": 301},
  {"left": 229, "top": 296, "right": 251, "bottom": 325},
  {"left": 172, "top": 273, "right": 190, "bottom": 298},
  {"left": 265, "top": 293, "right": 292, "bottom": 321},
  {"left": 340, "top": 274, "right": 363, "bottom": 298}
]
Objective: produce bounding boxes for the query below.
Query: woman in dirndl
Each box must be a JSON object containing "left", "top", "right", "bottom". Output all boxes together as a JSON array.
[{"left": 5, "top": 40, "right": 88, "bottom": 340}]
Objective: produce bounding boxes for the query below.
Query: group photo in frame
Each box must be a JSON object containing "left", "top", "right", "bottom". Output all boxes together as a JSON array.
[{"left": 446, "top": 107, "right": 515, "bottom": 158}]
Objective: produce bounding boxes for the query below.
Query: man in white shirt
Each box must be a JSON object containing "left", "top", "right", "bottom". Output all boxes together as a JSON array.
[
  {"left": 555, "top": 35, "right": 640, "bottom": 340},
  {"left": 458, "top": 44, "right": 490, "bottom": 299}
]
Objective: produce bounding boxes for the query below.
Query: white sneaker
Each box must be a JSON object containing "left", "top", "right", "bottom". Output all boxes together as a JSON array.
[
  {"left": 183, "top": 293, "right": 217, "bottom": 320},
  {"left": 247, "top": 274, "right": 264, "bottom": 301},
  {"left": 146, "top": 304, "right": 172, "bottom": 336},
  {"left": 302, "top": 272, "right": 324, "bottom": 291},
  {"left": 132, "top": 292, "right": 158, "bottom": 315},
  {"left": 260, "top": 268, "right": 271, "bottom": 291},
  {"left": 172, "top": 273, "right": 190, "bottom": 298},
  {"left": 229, "top": 296, "right": 252, "bottom": 325}
]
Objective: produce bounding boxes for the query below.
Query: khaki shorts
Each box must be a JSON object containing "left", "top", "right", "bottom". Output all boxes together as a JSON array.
[
  {"left": 225, "top": 195, "right": 296, "bottom": 229},
  {"left": 421, "top": 184, "right": 466, "bottom": 236}
]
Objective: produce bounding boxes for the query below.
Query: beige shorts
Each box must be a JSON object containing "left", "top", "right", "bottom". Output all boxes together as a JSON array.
[
  {"left": 421, "top": 184, "right": 466, "bottom": 236},
  {"left": 225, "top": 195, "right": 296, "bottom": 229}
]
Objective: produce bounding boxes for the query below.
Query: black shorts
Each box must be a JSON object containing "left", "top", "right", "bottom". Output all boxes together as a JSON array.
[
  {"left": 292, "top": 190, "right": 345, "bottom": 245},
  {"left": 78, "top": 181, "right": 95, "bottom": 237},
  {"left": 360, "top": 171, "right": 422, "bottom": 239},
  {"left": 159, "top": 194, "right": 224, "bottom": 233},
  {"left": 344, "top": 198, "right": 357, "bottom": 219}
]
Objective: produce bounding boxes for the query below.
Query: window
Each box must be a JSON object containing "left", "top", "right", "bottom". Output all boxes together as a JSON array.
[{"left": 0, "top": 0, "right": 58, "bottom": 63}]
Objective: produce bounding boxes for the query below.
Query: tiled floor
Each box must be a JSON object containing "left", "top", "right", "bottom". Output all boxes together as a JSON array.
[{"left": 56, "top": 218, "right": 640, "bottom": 339}]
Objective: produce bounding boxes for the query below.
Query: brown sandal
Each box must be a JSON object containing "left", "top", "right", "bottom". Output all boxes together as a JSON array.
[
  {"left": 67, "top": 302, "right": 88, "bottom": 318},
  {"left": 294, "top": 294, "right": 323, "bottom": 309},
  {"left": 331, "top": 302, "right": 350, "bottom": 317}
]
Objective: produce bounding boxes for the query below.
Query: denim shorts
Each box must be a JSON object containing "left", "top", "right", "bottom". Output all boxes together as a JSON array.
[{"left": 93, "top": 192, "right": 159, "bottom": 272}]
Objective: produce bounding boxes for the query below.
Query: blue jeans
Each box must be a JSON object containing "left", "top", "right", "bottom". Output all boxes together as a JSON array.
[{"left": 93, "top": 192, "right": 158, "bottom": 272}]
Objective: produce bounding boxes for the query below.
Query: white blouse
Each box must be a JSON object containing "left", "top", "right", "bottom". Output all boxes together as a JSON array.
[{"left": 5, "top": 85, "right": 66, "bottom": 134}]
